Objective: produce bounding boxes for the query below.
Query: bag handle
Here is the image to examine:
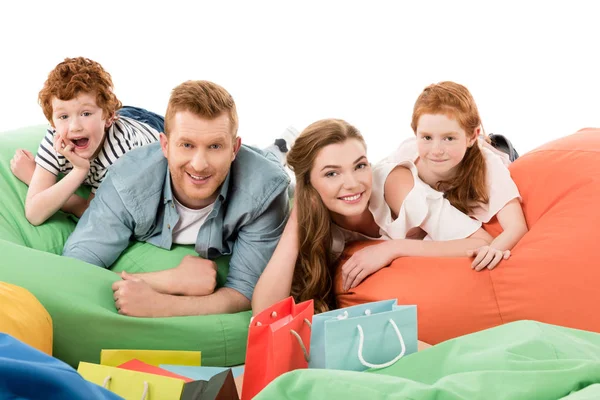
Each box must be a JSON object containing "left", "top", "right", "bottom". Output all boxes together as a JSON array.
[
  {"left": 289, "top": 318, "right": 312, "bottom": 362},
  {"left": 103, "top": 375, "right": 149, "bottom": 400},
  {"left": 356, "top": 318, "right": 406, "bottom": 369},
  {"left": 255, "top": 311, "right": 312, "bottom": 361},
  {"left": 336, "top": 310, "right": 349, "bottom": 320}
]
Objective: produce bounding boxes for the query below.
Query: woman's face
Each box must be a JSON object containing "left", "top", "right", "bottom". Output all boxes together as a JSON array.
[{"left": 309, "top": 138, "right": 371, "bottom": 219}]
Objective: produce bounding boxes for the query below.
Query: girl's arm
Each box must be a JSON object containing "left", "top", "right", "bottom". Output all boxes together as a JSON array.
[
  {"left": 251, "top": 206, "right": 299, "bottom": 316},
  {"left": 341, "top": 229, "right": 492, "bottom": 291},
  {"left": 25, "top": 165, "right": 88, "bottom": 226},
  {"left": 467, "top": 198, "right": 528, "bottom": 271},
  {"left": 386, "top": 228, "right": 492, "bottom": 258},
  {"left": 467, "top": 149, "right": 528, "bottom": 270},
  {"left": 489, "top": 198, "right": 528, "bottom": 251},
  {"left": 384, "top": 166, "right": 492, "bottom": 252},
  {"left": 342, "top": 166, "right": 493, "bottom": 291}
]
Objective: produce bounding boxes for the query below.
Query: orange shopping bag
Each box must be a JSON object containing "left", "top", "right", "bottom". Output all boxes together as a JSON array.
[{"left": 241, "top": 297, "right": 313, "bottom": 400}]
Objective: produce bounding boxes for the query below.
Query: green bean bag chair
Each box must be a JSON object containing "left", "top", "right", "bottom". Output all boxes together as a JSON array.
[
  {"left": 0, "top": 125, "right": 250, "bottom": 368},
  {"left": 257, "top": 320, "right": 600, "bottom": 399}
]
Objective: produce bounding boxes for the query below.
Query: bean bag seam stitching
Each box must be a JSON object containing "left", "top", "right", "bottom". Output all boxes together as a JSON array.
[
  {"left": 530, "top": 148, "right": 600, "bottom": 152},
  {"left": 535, "top": 321, "right": 561, "bottom": 360},
  {"left": 216, "top": 314, "right": 228, "bottom": 365},
  {"left": 521, "top": 148, "right": 600, "bottom": 160},
  {"left": 488, "top": 273, "right": 505, "bottom": 325}
]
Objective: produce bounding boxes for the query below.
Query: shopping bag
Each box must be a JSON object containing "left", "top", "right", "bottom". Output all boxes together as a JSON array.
[
  {"left": 242, "top": 297, "right": 313, "bottom": 400},
  {"left": 77, "top": 362, "right": 185, "bottom": 399},
  {"left": 309, "top": 299, "right": 417, "bottom": 371},
  {"left": 0, "top": 334, "right": 121, "bottom": 400},
  {"left": 117, "top": 359, "right": 193, "bottom": 382},
  {"left": 159, "top": 365, "right": 245, "bottom": 380},
  {"left": 180, "top": 369, "right": 239, "bottom": 400},
  {"left": 100, "top": 349, "right": 201, "bottom": 367}
]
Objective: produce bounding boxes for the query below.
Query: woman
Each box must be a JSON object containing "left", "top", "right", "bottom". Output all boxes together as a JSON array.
[{"left": 252, "top": 118, "right": 493, "bottom": 315}]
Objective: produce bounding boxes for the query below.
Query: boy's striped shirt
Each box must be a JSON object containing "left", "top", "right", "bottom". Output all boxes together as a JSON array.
[{"left": 34, "top": 116, "right": 159, "bottom": 193}]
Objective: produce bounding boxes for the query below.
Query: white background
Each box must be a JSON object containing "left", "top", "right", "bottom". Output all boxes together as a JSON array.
[{"left": 1, "top": 1, "right": 598, "bottom": 163}]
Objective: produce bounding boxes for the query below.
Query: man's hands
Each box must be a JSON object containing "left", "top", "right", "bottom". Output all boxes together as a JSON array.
[
  {"left": 112, "top": 272, "right": 171, "bottom": 317},
  {"left": 467, "top": 246, "right": 511, "bottom": 271},
  {"left": 168, "top": 255, "right": 218, "bottom": 296},
  {"left": 111, "top": 256, "right": 219, "bottom": 317}
]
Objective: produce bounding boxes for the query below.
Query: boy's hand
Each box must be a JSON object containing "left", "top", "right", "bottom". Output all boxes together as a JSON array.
[
  {"left": 10, "top": 149, "right": 36, "bottom": 185},
  {"left": 54, "top": 132, "right": 90, "bottom": 171}
]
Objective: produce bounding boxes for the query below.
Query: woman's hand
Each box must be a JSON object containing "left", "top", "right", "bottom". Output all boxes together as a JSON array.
[
  {"left": 341, "top": 242, "right": 394, "bottom": 291},
  {"left": 467, "top": 246, "right": 511, "bottom": 271}
]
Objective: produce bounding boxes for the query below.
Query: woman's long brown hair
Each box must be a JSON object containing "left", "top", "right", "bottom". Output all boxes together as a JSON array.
[
  {"left": 411, "top": 81, "right": 489, "bottom": 214},
  {"left": 286, "top": 119, "right": 366, "bottom": 313}
]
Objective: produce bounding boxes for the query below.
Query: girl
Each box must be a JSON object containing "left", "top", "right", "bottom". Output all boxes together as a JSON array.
[{"left": 342, "top": 81, "right": 528, "bottom": 290}]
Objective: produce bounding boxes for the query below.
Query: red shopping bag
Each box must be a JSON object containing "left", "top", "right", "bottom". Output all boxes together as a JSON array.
[
  {"left": 117, "top": 359, "right": 194, "bottom": 382},
  {"left": 241, "top": 297, "right": 313, "bottom": 400}
]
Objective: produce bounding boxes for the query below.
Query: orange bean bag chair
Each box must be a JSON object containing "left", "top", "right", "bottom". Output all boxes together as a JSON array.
[
  {"left": 335, "top": 128, "right": 600, "bottom": 345},
  {"left": 0, "top": 282, "right": 53, "bottom": 354}
]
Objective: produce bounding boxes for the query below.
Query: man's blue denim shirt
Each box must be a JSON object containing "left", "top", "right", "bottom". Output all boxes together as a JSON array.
[{"left": 63, "top": 142, "right": 290, "bottom": 300}]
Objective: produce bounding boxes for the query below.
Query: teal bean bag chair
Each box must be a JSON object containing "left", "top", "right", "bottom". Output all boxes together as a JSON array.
[
  {"left": 257, "top": 320, "right": 600, "bottom": 399},
  {"left": 0, "top": 125, "right": 251, "bottom": 368}
]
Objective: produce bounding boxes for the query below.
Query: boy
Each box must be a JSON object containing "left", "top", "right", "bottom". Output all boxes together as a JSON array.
[{"left": 10, "top": 57, "right": 162, "bottom": 225}]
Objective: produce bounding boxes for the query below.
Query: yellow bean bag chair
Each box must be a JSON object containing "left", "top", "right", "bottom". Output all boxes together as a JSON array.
[{"left": 0, "top": 282, "right": 52, "bottom": 355}]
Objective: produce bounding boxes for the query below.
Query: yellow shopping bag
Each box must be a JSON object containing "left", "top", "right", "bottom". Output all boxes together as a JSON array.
[
  {"left": 78, "top": 362, "right": 185, "bottom": 399},
  {"left": 100, "top": 349, "right": 201, "bottom": 367}
]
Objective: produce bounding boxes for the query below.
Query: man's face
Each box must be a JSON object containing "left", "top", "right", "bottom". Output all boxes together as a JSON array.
[{"left": 160, "top": 111, "right": 240, "bottom": 209}]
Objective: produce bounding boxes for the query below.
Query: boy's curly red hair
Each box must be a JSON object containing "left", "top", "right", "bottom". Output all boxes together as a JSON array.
[{"left": 38, "top": 57, "right": 122, "bottom": 125}]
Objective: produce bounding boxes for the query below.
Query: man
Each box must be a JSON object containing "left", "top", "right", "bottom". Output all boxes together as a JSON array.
[{"left": 63, "top": 80, "right": 291, "bottom": 317}]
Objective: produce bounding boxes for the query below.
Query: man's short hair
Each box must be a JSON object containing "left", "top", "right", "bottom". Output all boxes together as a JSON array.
[{"left": 164, "top": 80, "right": 239, "bottom": 138}]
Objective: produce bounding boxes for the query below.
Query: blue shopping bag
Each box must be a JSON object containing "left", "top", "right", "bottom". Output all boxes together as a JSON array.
[
  {"left": 0, "top": 333, "right": 123, "bottom": 400},
  {"left": 309, "top": 299, "right": 417, "bottom": 371}
]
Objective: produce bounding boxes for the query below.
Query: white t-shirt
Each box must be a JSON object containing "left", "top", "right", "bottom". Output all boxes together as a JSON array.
[
  {"left": 34, "top": 116, "right": 159, "bottom": 193},
  {"left": 172, "top": 197, "right": 215, "bottom": 245},
  {"left": 369, "top": 137, "right": 521, "bottom": 241}
]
